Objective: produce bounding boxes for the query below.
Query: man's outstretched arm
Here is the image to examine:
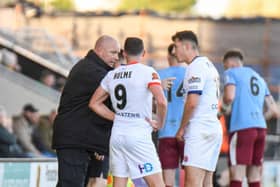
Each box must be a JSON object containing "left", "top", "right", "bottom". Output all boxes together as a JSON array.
[
  {"left": 148, "top": 84, "right": 167, "bottom": 130},
  {"left": 89, "top": 86, "right": 115, "bottom": 121}
]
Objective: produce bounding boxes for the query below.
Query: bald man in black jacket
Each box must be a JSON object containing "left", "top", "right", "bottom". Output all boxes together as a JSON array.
[{"left": 52, "top": 35, "right": 120, "bottom": 187}]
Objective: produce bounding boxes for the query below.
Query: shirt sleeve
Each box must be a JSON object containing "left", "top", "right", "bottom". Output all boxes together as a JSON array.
[
  {"left": 224, "top": 70, "right": 236, "bottom": 86},
  {"left": 147, "top": 68, "right": 161, "bottom": 88},
  {"left": 100, "top": 72, "right": 111, "bottom": 92},
  {"left": 185, "top": 64, "right": 205, "bottom": 95}
]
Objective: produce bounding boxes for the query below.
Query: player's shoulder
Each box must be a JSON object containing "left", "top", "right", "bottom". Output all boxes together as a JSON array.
[
  {"left": 157, "top": 67, "right": 169, "bottom": 73},
  {"left": 243, "top": 66, "right": 261, "bottom": 76},
  {"left": 224, "top": 66, "right": 242, "bottom": 75},
  {"left": 157, "top": 66, "right": 173, "bottom": 75},
  {"left": 172, "top": 65, "right": 186, "bottom": 72},
  {"left": 190, "top": 56, "right": 211, "bottom": 68},
  {"left": 227, "top": 66, "right": 254, "bottom": 76},
  {"left": 139, "top": 63, "right": 157, "bottom": 72},
  {"left": 174, "top": 66, "right": 187, "bottom": 78},
  {"left": 244, "top": 67, "right": 266, "bottom": 83}
]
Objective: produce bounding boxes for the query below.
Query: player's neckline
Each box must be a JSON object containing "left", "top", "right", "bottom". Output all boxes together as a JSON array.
[
  {"left": 127, "top": 61, "right": 139, "bottom": 65},
  {"left": 190, "top": 56, "right": 201, "bottom": 64}
]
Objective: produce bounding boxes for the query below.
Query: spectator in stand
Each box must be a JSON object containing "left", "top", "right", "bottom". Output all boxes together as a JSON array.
[
  {"left": 40, "top": 70, "right": 56, "bottom": 88},
  {"left": 34, "top": 109, "right": 57, "bottom": 154},
  {"left": 0, "top": 48, "right": 21, "bottom": 72},
  {"left": 0, "top": 106, "right": 26, "bottom": 157},
  {"left": 13, "top": 103, "right": 43, "bottom": 157},
  {"left": 55, "top": 77, "right": 66, "bottom": 92}
]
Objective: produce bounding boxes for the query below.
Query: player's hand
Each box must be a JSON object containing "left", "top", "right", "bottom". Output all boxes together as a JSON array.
[
  {"left": 176, "top": 128, "right": 185, "bottom": 142},
  {"left": 220, "top": 103, "right": 232, "bottom": 116},
  {"left": 162, "top": 77, "right": 176, "bottom": 90},
  {"left": 145, "top": 117, "right": 160, "bottom": 131},
  {"left": 94, "top": 152, "right": 105, "bottom": 161}
]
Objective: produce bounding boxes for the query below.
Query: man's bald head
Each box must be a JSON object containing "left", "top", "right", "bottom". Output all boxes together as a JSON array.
[
  {"left": 94, "top": 35, "right": 116, "bottom": 50},
  {"left": 94, "top": 35, "right": 120, "bottom": 67}
]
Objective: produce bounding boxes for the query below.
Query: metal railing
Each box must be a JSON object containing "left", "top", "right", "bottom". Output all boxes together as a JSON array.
[{"left": 0, "top": 27, "right": 79, "bottom": 75}]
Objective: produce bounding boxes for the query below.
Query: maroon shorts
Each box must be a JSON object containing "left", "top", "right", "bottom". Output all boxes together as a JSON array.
[
  {"left": 229, "top": 128, "right": 266, "bottom": 166},
  {"left": 158, "top": 138, "right": 184, "bottom": 169}
]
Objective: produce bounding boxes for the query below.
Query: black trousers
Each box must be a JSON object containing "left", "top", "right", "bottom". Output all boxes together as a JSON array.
[{"left": 56, "top": 148, "right": 109, "bottom": 187}]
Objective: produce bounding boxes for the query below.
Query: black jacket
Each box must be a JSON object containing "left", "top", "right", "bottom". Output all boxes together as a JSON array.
[{"left": 52, "top": 50, "right": 113, "bottom": 155}]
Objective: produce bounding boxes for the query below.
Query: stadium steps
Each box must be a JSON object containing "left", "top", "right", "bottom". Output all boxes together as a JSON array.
[
  {"left": 0, "top": 34, "right": 69, "bottom": 79},
  {"left": 0, "top": 64, "right": 60, "bottom": 116}
]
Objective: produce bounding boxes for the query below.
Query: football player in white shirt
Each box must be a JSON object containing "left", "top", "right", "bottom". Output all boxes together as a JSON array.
[
  {"left": 173, "top": 31, "right": 222, "bottom": 187},
  {"left": 89, "top": 37, "right": 167, "bottom": 187}
]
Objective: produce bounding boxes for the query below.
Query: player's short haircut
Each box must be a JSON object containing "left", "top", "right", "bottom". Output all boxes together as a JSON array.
[
  {"left": 167, "top": 43, "right": 175, "bottom": 56},
  {"left": 223, "top": 49, "right": 244, "bottom": 62},
  {"left": 118, "top": 49, "right": 124, "bottom": 60},
  {"left": 172, "top": 30, "right": 198, "bottom": 46},
  {"left": 124, "top": 37, "right": 144, "bottom": 56}
]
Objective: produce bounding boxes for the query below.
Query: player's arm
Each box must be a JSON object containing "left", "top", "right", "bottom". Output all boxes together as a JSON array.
[
  {"left": 264, "top": 95, "right": 280, "bottom": 120},
  {"left": 89, "top": 86, "right": 115, "bottom": 121},
  {"left": 176, "top": 63, "right": 204, "bottom": 141},
  {"left": 176, "top": 93, "right": 200, "bottom": 141},
  {"left": 223, "top": 84, "right": 235, "bottom": 105},
  {"left": 148, "top": 84, "right": 167, "bottom": 130},
  {"left": 221, "top": 84, "right": 236, "bottom": 115},
  {"left": 221, "top": 70, "right": 236, "bottom": 115}
]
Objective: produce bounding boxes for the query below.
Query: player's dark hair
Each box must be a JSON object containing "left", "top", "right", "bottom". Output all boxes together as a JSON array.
[
  {"left": 118, "top": 49, "right": 124, "bottom": 60},
  {"left": 124, "top": 37, "right": 144, "bottom": 56},
  {"left": 172, "top": 30, "right": 198, "bottom": 46},
  {"left": 167, "top": 43, "right": 175, "bottom": 56},
  {"left": 223, "top": 49, "right": 244, "bottom": 62}
]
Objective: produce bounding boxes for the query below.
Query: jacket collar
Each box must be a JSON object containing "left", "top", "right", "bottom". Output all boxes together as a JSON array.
[{"left": 85, "top": 50, "right": 113, "bottom": 71}]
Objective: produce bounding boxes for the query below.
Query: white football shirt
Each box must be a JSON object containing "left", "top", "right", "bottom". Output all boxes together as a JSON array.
[
  {"left": 184, "top": 56, "right": 221, "bottom": 129},
  {"left": 101, "top": 62, "right": 161, "bottom": 136}
]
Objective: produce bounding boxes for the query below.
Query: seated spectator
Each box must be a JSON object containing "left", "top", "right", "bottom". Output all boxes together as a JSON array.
[
  {"left": 0, "top": 48, "right": 21, "bottom": 72},
  {"left": 0, "top": 106, "right": 26, "bottom": 157},
  {"left": 33, "top": 109, "right": 57, "bottom": 156},
  {"left": 40, "top": 70, "right": 56, "bottom": 88},
  {"left": 54, "top": 77, "right": 66, "bottom": 92},
  {"left": 13, "top": 103, "right": 43, "bottom": 157}
]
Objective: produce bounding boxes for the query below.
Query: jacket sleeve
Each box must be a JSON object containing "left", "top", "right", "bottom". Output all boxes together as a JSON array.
[{"left": 0, "top": 127, "right": 17, "bottom": 144}]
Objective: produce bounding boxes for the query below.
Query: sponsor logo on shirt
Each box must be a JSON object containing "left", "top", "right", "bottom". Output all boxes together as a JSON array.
[
  {"left": 116, "top": 112, "right": 140, "bottom": 118},
  {"left": 188, "top": 76, "right": 201, "bottom": 84},
  {"left": 189, "top": 85, "right": 198, "bottom": 90},
  {"left": 138, "top": 163, "right": 153, "bottom": 174}
]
